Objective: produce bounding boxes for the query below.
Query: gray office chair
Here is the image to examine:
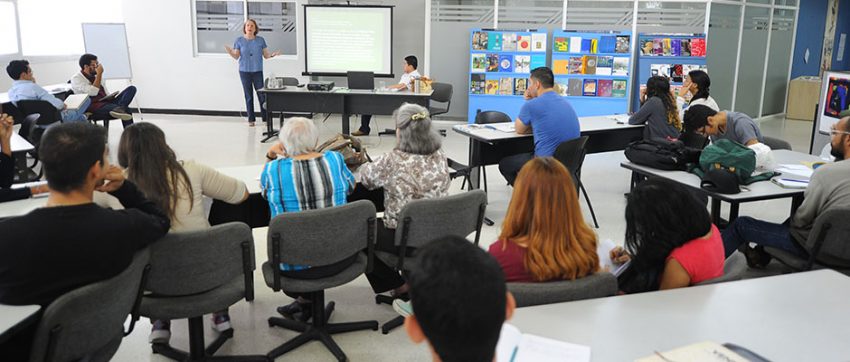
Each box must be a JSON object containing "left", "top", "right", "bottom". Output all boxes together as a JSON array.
[
  {"left": 140, "top": 222, "right": 263, "bottom": 362},
  {"left": 762, "top": 136, "right": 792, "bottom": 151},
  {"left": 695, "top": 251, "right": 748, "bottom": 286},
  {"left": 428, "top": 82, "right": 453, "bottom": 117},
  {"left": 376, "top": 190, "right": 488, "bottom": 334},
  {"left": 764, "top": 208, "right": 850, "bottom": 274},
  {"left": 553, "top": 136, "right": 599, "bottom": 228},
  {"left": 263, "top": 200, "right": 379, "bottom": 361},
  {"left": 507, "top": 272, "right": 618, "bottom": 308},
  {"left": 29, "top": 249, "right": 150, "bottom": 362}
]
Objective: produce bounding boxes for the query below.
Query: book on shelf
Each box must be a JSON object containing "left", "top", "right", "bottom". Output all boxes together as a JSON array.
[
  {"left": 651, "top": 63, "right": 671, "bottom": 78},
  {"left": 487, "top": 54, "right": 500, "bottom": 72},
  {"left": 671, "top": 38, "right": 682, "bottom": 56},
  {"left": 612, "top": 80, "right": 627, "bottom": 98},
  {"left": 568, "top": 79, "right": 583, "bottom": 96},
  {"left": 553, "top": 59, "right": 570, "bottom": 75},
  {"left": 530, "top": 54, "right": 546, "bottom": 70},
  {"left": 652, "top": 39, "right": 663, "bottom": 55},
  {"left": 554, "top": 37, "right": 568, "bottom": 52},
  {"left": 681, "top": 38, "right": 691, "bottom": 56},
  {"left": 583, "top": 55, "right": 598, "bottom": 75},
  {"left": 597, "top": 79, "right": 613, "bottom": 97},
  {"left": 471, "top": 54, "right": 486, "bottom": 73},
  {"left": 472, "top": 31, "right": 489, "bottom": 50},
  {"left": 615, "top": 35, "right": 630, "bottom": 53},
  {"left": 555, "top": 81, "right": 568, "bottom": 96},
  {"left": 488, "top": 32, "right": 503, "bottom": 51},
  {"left": 568, "top": 57, "right": 583, "bottom": 75},
  {"left": 662, "top": 38, "right": 672, "bottom": 56},
  {"left": 514, "top": 78, "right": 528, "bottom": 96},
  {"left": 517, "top": 35, "right": 531, "bottom": 51},
  {"left": 599, "top": 35, "right": 616, "bottom": 53},
  {"left": 531, "top": 33, "right": 547, "bottom": 52},
  {"left": 514, "top": 55, "right": 531, "bottom": 73},
  {"left": 641, "top": 39, "right": 654, "bottom": 55},
  {"left": 590, "top": 38, "right": 598, "bottom": 53},
  {"left": 671, "top": 64, "right": 684, "bottom": 83},
  {"left": 691, "top": 38, "right": 706, "bottom": 56},
  {"left": 499, "top": 55, "right": 514, "bottom": 72},
  {"left": 470, "top": 74, "right": 486, "bottom": 94},
  {"left": 580, "top": 38, "right": 592, "bottom": 53},
  {"left": 613, "top": 57, "right": 629, "bottom": 76},
  {"left": 569, "top": 36, "right": 582, "bottom": 53},
  {"left": 596, "top": 56, "right": 613, "bottom": 76},
  {"left": 583, "top": 79, "right": 597, "bottom": 96},
  {"left": 499, "top": 77, "right": 514, "bottom": 95},
  {"left": 485, "top": 79, "right": 499, "bottom": 94},
  {"left": 502, "top": 33, "right": 517, "bottom": 51},
  {"left": 683, "top": 64, "right": 708, "bottom": 76}
]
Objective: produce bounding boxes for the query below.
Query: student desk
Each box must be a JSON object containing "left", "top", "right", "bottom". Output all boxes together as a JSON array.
[
  {"left": 451, "top": 116, "right": 645, "bottom": 190},
  {"left": 509, "top": 270, "right": 850, "bottom": 361},
  {"left": 621, "top": 150, "right": 823, "bottom": 224},
  {"left": 259, "top": 87, "right": 432, "bottom": 139},
  {"left": 0, "top": 304, "right": 40, "bottom": 344}
]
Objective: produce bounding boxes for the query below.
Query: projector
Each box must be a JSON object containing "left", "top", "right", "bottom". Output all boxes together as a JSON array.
[{"left": 307, "top": 81, "right": 334, "bottom": 91}]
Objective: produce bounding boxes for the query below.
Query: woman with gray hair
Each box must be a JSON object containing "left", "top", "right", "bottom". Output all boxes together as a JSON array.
[
  {"left": 359, "top": 103, "right": 451, "bottom": 296},
  {"left": 260, "top": 117, "right": 357, "bottom": 321}
]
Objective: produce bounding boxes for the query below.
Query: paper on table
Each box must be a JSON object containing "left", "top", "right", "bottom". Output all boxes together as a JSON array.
[
  {"left": 608, "top": 114, "right": 630, "bottom": 124},
  {"left": 635, "top": 341, "right": 749, "bottom": 362},
  {"left": 775, "top": 164, "right": 813, "bottom": 178},
  {"left": 597, "top": 239, "right": 630, "bottom": 277},
  {"left": 496, "top": 324, "right": 591, "bottom": 362},
  {"left": 485, "top": 123, "right": 517, "bottom": 133}
]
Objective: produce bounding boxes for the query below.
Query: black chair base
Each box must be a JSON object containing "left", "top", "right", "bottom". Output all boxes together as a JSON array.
[
  {"left": 267, "top": 293, "right": 378, "bottom": 361},
  {"left": 152, "top": 317, "right": 268, "bottom": 362},
  {"left": 381, "top": 315, "right": 404, "bottom": 334}
]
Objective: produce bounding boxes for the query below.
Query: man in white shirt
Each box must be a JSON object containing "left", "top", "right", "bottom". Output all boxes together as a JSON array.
[
  {"left": 351, "top": 55, "right": 421, "bottom": 136},
  {"left": 70, "top": 53, "right": 137, "bottom": 129}
]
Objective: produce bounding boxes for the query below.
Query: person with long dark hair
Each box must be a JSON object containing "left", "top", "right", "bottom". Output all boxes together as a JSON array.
[
  {"left": 629, "top": 75, "right": 682, "bottom": 142},
  {"left": 224, "top": 19, "right": 282, "bottom": 127},
  {"left": 677, "top": 70, "right": 719, "bottom": 121},
  {"left": 118, "top": 122, "right": 249, "bottom": 344},
  {"left": 612, "top": 179, "right": 725, "bottom": 293}
]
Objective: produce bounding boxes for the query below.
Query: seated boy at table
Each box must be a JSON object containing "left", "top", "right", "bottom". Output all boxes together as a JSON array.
[
  {"left": 403, "top": 235, "right": 516, "bottom": 362},
  {"left": 352, "top": 55, "right": 421, "bottom": 136}
]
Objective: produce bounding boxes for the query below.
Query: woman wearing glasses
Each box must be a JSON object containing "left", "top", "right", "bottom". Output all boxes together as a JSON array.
[{"left": 629, "top": 75, "right": 682, "bottom": 142}]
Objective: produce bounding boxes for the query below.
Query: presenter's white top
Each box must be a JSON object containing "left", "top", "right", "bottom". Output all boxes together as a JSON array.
[{"left": 399, "top": 70, "right": 421, "bottom": 91}]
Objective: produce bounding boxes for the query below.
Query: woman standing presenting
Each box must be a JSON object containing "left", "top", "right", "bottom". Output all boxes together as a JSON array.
[{"left": 225, "top": 19, "right": 281, "bottom": 127}]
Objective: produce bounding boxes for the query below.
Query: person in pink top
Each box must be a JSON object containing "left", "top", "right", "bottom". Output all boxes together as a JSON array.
[{"left": 610, "top": 179, "right": 725, "bottom": 293}]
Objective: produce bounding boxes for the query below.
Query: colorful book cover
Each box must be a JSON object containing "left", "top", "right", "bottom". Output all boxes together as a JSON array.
[
  {"left": 583, "top": 55, "right": 598, "bottom": 75},
  {"left": 530, "top": 54, "right": 546, "bottom": 70},
  {"left": 652, "top": 39, "right": 663, "bottom": 55},
  {"left": 531, "top": 33, "right": 547, "bottom": 52},
  {"left": 552, "top": 59, "right": 570, "bottom": 75},
  {"left": 662, "top": 38, "right": 672, "bottom": 56},
  {"left": 485, "top": 79, "right": 499, "bottom": 95},
  {"left": 499, "top": 77, "right": 514, "bottom": 95},
  {"left": 487, "top": 53, "right": 500, "bottom": 72},
  {"left": 612, "top": 80, "right": 627, "bottom": 97},
  {"left": 596, "top": 56, "right": 613, "bottom": 76},
  {"left": 581, "top": 38, "right": 593, "bottom": 53},
  {"left": 641, "top": 39, "right": 654, "bottom": 55},
  {"left": 590, "top": 39, "right": 599, "bottom": 53},
  {"left": 488, "top": 32, "right": 502, "bottom": 51},
  {"left": 514, "top": 78, "right": 528, "bottom": 96},
  {"left": 568, "top": 79, "right": 583, "bottom": 96},
  {"left": 472, "top": 31, "right": 489, "bottom": 51},
  {"left": 502, "top": 33, "right": 517, "bottom": 51},
  {"left": 569, "top": 36, "right": 582, "bottom": 53},
  {"left": 597, "top": 79, "right": 613, "bottom": 97},
  {"left": 499, "top": 55, "right": 514, "bottom": 72},
  {"left": 583, "top": 79, "right": 598, "bottom": 96},
  {"left": 600, "top": 35, "right": 617, "bottom": 53},
  {"left": 651, "top": 63, "right": 671, "bottom": 78},
  {"left": 671, "top": 64, "right": 684, "bottom": 83},
  {"left": 554, "top": 37, "right": 569, "bottom": 52},
  {"left": 470, "top": 74, "right": 485, "bottom": 94},
  {"left": 471, "top": 54, "right": 486, "bottom": 73},
  {"left": 517, "top": 35, "right": 531, "bottom": 51},
  {"left": 568, "top": 57, "right": 583, "bottom": 74},
  {"left": 616, "top": 35, "right": 631, "bottom": 53},
  {"left": 691, "top": 38, "right": 706, "bottom": 57},
  {"left": 555, "top": 81, "right": 568, "bottom": 96},
  {"left": 683, "top": 64, "right": 708, "bottom": 76},
  {"left": 613, "top": 57, "right": 629, "bottom": 76},
  {"left": 681, "top": 39, "right": 691, "bottom": 56},
  {"left": 514, "top": 55, "right": 531, "bottom": 73},
  {"left": 671, "top": 39, "right": 682, "bottom": 56}
]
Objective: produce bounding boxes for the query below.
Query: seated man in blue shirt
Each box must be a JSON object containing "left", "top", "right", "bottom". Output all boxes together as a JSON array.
[
  {"left": 6, "top": 60, "right": 90, "bottom": 123},
  {"left": 498, "top": 67, "right": 581, "bottom": 185}
]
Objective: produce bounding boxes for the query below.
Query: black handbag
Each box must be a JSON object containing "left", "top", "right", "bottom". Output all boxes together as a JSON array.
[{"left": 624, "top": 140, "right": 700, "bottom": 171}]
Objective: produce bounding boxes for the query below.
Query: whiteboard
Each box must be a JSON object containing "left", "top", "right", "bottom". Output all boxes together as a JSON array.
[{"left": 82, "top": 23, "right": 132, "bottom": 80}]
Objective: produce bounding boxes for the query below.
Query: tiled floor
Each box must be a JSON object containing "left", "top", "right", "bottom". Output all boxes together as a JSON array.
[{"left": 101, "top": 113, "right": 813, "bottom": 361}]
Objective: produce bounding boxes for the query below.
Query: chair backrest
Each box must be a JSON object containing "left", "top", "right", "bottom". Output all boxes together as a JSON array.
[
  {"left": 695, "top": 251, "right": 747, "bottom": 286},
  {"left": 762, "top": 136, "right": 792, "bottom": 151},
  {"left": 347, "top": 71, "right": 375, "bottom": 90},
  {"left": 145, "top": 222, "right": 255, "bottom": 297},
  {"left": 804, "top": 208, "right": 850, "bottom": 268},
  {"left": 394, "top": 190, "right": 488, "bottom": 253},
  {"left": 430, "top": 82, "right": 453, "bottom": 104},
  {"left": 29, "top": 249, "right": 150, "bottom": 362},
  {"left": 268, "top": 200, "right": 376, "bottom": 268},
  {"left": 475, "top": 110, "right": 512, "bottom": 124},
  {"left": 2, "top": 102, "right": 26, "bottom": 124},
  {"left": 281, "top": 77, "right": 300, "bottom": 86},
  {"left": 507, "top": 272, "right": 618, "bottom": 308},
  {"left": 15, "top": 100, "right": 61, "bottom": 126},
  {"left": 553, "top": 136, "right": 590, "bottom": 186}
]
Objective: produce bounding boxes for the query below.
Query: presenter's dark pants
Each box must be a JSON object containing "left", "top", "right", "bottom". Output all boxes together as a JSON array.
[
  {"left": 239, "top": 71, "right": 267, "bottom": 124},
  {"left": 365, "top": 219, "right": 410, "bottom": 294},
  {"left": 93, "top": 85, "right": 137, "bottom": 128},
  {"left": 359, "top": 114, "right": 373, "bottom": 134},
  {"left": 499, "top": 152, "right": 534, "bottom": 186}
]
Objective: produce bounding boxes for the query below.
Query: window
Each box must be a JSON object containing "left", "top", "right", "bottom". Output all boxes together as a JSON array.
[
  {"left": 0, "top": 1, "right": 18, "bottom": 55},
  {"left": 193, "top": 0, "right": 297, "bottom": 56},
  {"left": 17, "top": 0, "right": 123, "bottom": 56}
]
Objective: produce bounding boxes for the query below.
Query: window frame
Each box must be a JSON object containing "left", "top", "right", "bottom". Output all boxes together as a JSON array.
[{"left": 191, "top": 0, "right": 298, "bottom": 60}]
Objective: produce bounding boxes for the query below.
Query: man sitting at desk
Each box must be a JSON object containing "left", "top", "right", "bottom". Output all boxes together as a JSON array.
[
  {"left": 6, "top": 60, "right": 90, "bottom": 123},
  {"left": 722, "top": 112, "right": 850, "bottom": 267},
  {"left": 498, "top": 67, "right": 580, "bottom": 185},
  {"left": 351, "top": 55, "right": 421, "bottom": 136},
  {"left": 70, "top": 53, "right": 137, "bottom": 129},
  {"left": 683, "top": 105, "right": 764, "bottom": 146}
]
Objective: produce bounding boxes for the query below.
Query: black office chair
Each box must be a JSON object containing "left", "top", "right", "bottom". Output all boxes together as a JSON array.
[
  {"left": 553, "top": 136, "right": 599, "bottom": 228},
  {"left": 428, "top": 82, "right": 453, "bottom": 117}
]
